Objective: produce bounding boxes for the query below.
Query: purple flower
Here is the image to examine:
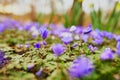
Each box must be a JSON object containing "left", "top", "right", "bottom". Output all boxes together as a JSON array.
[
  {"left": 61, "top": 37, "right": 73, "bottom": 45},
  {"left": 72, "top": 43, "right": 78, "bottom": 49},
  {"left": 117, "top": 41, "right": 120, "bottom": 50},
  {"left": 0, "top": 50, "right": 8, "bottom": 68},
  {"left": 23, "top": 23, "right": 32, "bottom": 31},
  {"left": 88, "top": 45, "right": 98, "bottom": 52},
  {"left": 116, "top": 41, "right": 120, "bottom": 56},
  {"left": 17, "top": 44, "right": 23, "bottom": 48},
  {"left": 90, "top": 29, "right": 101, "bottom": 39},
  {"left": 27, "top": 64, "right": 34, "bottom": 71},
  {"left": 35, "top": 69, "right": 42, "bottom": 77},
  {"left": 68, "top": 56, "right": 94, "bottom": 78},
  {"left": 39, "top": 27, "right": 48, "bottom": 39},
  {"left": 83, "top": 24, "right": 92, "bottom": 34},
  {"left": 25, "top": 43, "right": 30, "bottom": 48},
  {"left": 41, "top": 41, "right": 47, "bottom": 45},
  {"left": 34, "top": 42, "right": 41, "bottom": 49},
  {"left": 114, "top": 35, "right": 120, "bottom": 41},
  {"left": 0, "top": 51, "right": 5, "bottom": 61},
  {"left": 81, "top": 34, "right": 88, "bottom": 42},
  {"left": 116, "top": 50, "right": 120, "bottom": 56},
  {"left": 74, "top": 27, "right": 83, "bottom": 34},
  {"left": 93, "top": 36, "right": 103, "bottom": 45},
  {"left": 106, "top": 32, "right": 113, "bottom": 39},
  {"left": 100, "top": 48, "right": 114, "bottom": 60},
  {"left": 52, "top": 44, "right": 65, "bottom": 57},
  {"left": 0, "top": 24, "right": 5, "bottom": 33}
]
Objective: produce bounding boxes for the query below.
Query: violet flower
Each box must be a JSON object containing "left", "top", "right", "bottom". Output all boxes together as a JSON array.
[
  {"left": 116, "top": 41, "right": 120, "bottom": 56},
  {"left": 41, "top": 41, "right": 47, "bottom": 45},
  {"left": 0, "top": 24, "right": 5, "bottom": 33},
  {"left": 35, "top": 69, "right": 42, "bottom": 77},
  {"left": 93, "top": 36, "right": 103, "bottom": 45},
  {"left": 81, "top": 34, "right": 88, "bottom": 42},
  {"left": 61, "top": 37, "right": 73, "bottom": 45},
  {"left": 0, "top": 51, "right": 5, "bottom": 61},
  {"left": 100, "top": 48, "right": 114, "bottom": 60},
  {"left": 39, "top": 27, "right": 48, "bottom": 40},
  {"left": 25, "top": 43, "right": 30, "bottom": 48},
  {"left": 52, "top": 44, "right": 65, "bottom": 57},
  {"left": 106, "top": 32, "right": 114, "bottom": 39},
  {"left": 88, "top": 45, "right": 98, "bottom": 52},
  {"left": 68, "top": 56, "right": 94, "bottom": 78},
  {"left": 72, "top": 43, "right": 78, "bottom": 49},
  {"left": 27, "top": 64, "right": 34, "bottom": 71},
  {"left": 117, "top": 41, "right": 120, "bottom": 50},
  {"left": 83, "top": 24, "right": 92, "bottom": 34},
  {"left": 0, "top": 50, "right": 7, "bottom": 68},
  {"left": 114, "top": 35, "right": 120, "bottom": 41},
  {"left": 34, "top": 42, "right": 41, "bottom": 49}
]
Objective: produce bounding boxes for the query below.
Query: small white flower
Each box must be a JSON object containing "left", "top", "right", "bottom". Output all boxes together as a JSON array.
[
  {"left": 69, "top": 25, "right": 76, "bottom": 32},
  {"left": 51, "top": 36, "right": 55, "bottom": 40},
  {"left": 30, "top": 26, "right": 39, "bottom": 36},
  {"left": 74, "top": 35, "right": 80, "bottom": 40},
  {"left": 32, "top": 31, "right": 39, "bottom": 37},
  {"left": 60, "top": 32, "right": 72, "bottom": 38}
]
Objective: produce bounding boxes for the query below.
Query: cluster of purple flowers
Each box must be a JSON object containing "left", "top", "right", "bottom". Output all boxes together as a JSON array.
[
  {"left": 1, "top": 18, "right": 120, "bottom": 79},
  {"left": 88, "top": 45, "right": 98, "bottom": 52}
]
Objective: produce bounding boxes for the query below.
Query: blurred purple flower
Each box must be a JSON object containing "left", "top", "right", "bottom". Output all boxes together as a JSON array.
[
  {"left": 0, "top": 24, "right": 5, "bottom": 33},
  {"left": 34, "top": 42, "right": 41, "bottom": 49},
  {"left": 90, "top": 29, "right": 101, "bottom": 39},
  {"left": 61, "top": 37, "right": 73, "bottom": 45},
  {"left": 41, "top": 41, "right": 47, "bottom": 45},
  {"left": 116, "top": 41, "right": 120, "bottom": 56},
  {"left": 17, "top": 44, "right": 23, "bottom": 48},
  {"left": 100, "top": 48, "right": 114, "bottom": 60},
  {"left": 99, "top": 31, "right": 106, "bottom": 37},
  {"left": 117, "top": 41, "right": 120, "bottom": 49},
  {"left": 81, "top": 34, "right": 88, "bottom": 42},
  {"left": 0, "top": 51, "right": 5, "bottom": 61},
  {"left": 24, "top": 22, "right": 39, "bottom": 31},
  {"left": 83, "top": 24, "right": 92, "bottom": 34},
  {"left": 25, "top": 43, "right": 30, "bottom": 48},
  {"left": 0, "top": 50, "right": 8, "bottom": 68},
  {"left": 93, "top": 36, "right": 103, "bottom": 45},
  {"left": 27, "top": 64, "right": 34, "bottom": 71},
  {"left": 88, "top": 45, "right": 98, "bottom": 52},
  {"left": 52, "top": 44, "right": 65, "bottom": 57},
  {"left": 116, "top": 50, "right": 120, "bottom": 56},
  {"left": 35, "top": 69, "right": 42, "bottom": 77},
  {"left": 39, "top": 27, "right": 48, "bottom": 39},
  {"left": 106, "top": 32, "right": 114, "bottom": 39},
  {"left": 68, "top": 56, "right": 94, "bottom": 78},
  {"left": 72, "top": 43, "right": 78, "bottom": 49},
  {"left": 114, "top": 35, "right": 120, "bottom": 41},
  {"left": 74, "top": 27, "right": 83, "bottom": 34}
]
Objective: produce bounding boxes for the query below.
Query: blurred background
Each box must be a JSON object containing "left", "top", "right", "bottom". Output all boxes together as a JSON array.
[{"left": 0, "top": 0, "right": 120, "bottom": 32}]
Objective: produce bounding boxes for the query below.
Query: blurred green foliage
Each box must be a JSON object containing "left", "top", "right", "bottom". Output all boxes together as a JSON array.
[
  {"left": 91, "top": 1, "right": 120, "bottom": 32},
  {"left": 64, "top": 1, "right": 82, "bottom": 28}
]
